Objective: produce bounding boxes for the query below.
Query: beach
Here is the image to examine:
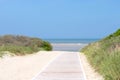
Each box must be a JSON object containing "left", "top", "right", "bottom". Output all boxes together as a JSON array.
[
  {"left": 0, "top": 51, "right": 60, "bottom": 80},
  {"left": 0, "top": 51, "right": 103, "bottom": 80},
  {"left": 51, "top": 43, "right": 88, "bottom": 51}
]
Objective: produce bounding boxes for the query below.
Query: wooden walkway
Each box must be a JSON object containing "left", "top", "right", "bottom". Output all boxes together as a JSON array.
[{"left": 32, "top": 52, "right": 86, "bottom": 80}]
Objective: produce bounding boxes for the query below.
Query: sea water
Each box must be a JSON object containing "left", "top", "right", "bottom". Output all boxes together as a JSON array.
[{"left": 45, "top": 39, "right": 99, "bottom": 52}]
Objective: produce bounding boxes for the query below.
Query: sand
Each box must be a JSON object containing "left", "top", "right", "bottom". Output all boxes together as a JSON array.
[
  {"left": 0, "top": 51, "right": 104, "bottom": 80},
  {"left": 0, "top": 51, "right": 60, "bottom": 80},
  {"left": 52, "top": 43, "right": 87, "bottom": 51},
  {"left": 80, "top": 53, "right": 104, "bottom": 80}
]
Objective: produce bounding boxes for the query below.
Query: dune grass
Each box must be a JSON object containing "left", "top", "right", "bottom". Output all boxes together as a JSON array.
[
  {"left": 0, "top": 35, "right": 52, "bottom": 57},
  {"left": 81, "top": 29, "right": 120, "bottom": 80}
]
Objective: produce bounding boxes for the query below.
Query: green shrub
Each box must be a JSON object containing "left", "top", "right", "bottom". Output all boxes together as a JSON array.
[
  {"left": 0, "top": 35, "right": 52, "bottom": 57},
  {"left": 41, "top": 41, "right": 52, "bottom": 51},
  {"left": 105, "top": 29, "right": 120, "bottom": 40}
]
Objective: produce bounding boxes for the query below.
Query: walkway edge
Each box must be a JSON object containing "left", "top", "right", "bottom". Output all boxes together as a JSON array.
[{"left": 78, "top": 52, "right": 87, "bottom": 80}]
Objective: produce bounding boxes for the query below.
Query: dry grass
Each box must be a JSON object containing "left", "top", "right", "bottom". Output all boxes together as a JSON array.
[{"left": 81, "top": 29, "right": 120, "bottom": 80}]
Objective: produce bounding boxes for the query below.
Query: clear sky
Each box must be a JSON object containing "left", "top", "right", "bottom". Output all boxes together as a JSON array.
[{"left": 0, "top": 0, "right": 120, "bottom": 39}]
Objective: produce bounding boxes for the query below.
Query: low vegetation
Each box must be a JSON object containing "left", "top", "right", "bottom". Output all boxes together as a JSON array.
[
  {"left": 0, "top": 35, "right": 52, "bottom": 57},
  {"left": 81, "top": 29, "right": 120, "bottom": 80}
]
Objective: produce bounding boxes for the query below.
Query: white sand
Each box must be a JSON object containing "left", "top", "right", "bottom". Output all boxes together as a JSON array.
[
  {"left": 80, "top": 53, "right": 104, "bottom": 80},
  {"left": 0, "top": 51, "right": 104, "bottom": 80},
  {"left": 0, "top": 51, "right": 60, "bottom": 80}
]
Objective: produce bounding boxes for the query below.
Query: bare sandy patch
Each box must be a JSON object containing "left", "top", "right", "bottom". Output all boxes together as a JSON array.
[
  {"left": 0, "top": 51, "right": 60, "bottom": 80},
  {"left": 0, "top": 51, "right": 104, "bottom": 80},
  {"left": 80, "top": 53, "right": 104, "bottom": 80}
]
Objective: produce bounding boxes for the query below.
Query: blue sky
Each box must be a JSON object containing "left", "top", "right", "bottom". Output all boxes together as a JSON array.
[{"left": 0, "top": 0, "right": 120, "bottom": 39}]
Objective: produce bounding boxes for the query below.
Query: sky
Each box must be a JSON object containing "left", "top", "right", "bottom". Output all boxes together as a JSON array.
[{"left": 0, "top": 0, "right": 120, "bottom": 39}]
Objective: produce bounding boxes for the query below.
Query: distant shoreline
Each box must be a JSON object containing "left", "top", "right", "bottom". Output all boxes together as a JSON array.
[
  {"left": 45, "top": 39, "right": 98, "bottom": 51},
  {"left": 51, "top": 43, "right": 88, "bottom": 52},
  {"left": 44, "top": 39, "right": 100, "bottom": 44}
]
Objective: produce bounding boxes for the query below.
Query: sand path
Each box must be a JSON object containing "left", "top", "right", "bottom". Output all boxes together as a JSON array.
[
  {"left": 0, "top": 51, "right": 103, "bottom": 80},
  {"left": 0, "top": 51, "right": 60, "bottom": 80},
  {"left": 32, "top": 52, "right": 86, "bottom": 80}
]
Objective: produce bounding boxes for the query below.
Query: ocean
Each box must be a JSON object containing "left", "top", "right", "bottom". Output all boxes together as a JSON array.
[{"left": 44, "top": 39, "right": 99, "bottom": 52}]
